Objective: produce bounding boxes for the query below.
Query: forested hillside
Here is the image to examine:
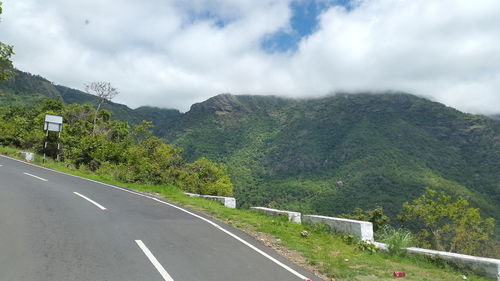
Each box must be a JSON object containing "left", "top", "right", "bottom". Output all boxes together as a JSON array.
[
  {"left": 160, "top": 93, "right": 500, "bottom": 223},
  {"left": 133, "top": 106, "right": 182, "bottom": 137},
  {"left": 2, "top": 71, "right": 499, "bottom": 225},
  {"left": 0, "top": 70, "right": 181, "bottom": 126}
]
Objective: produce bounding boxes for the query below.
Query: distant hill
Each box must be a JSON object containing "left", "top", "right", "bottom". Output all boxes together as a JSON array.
[
  {"left": 0, "top": 70, "right": 181, "bottom": 126},
  {"left": 133, "top": 106, "right": 182, "bottom": 136},
  {"left": 0, "top": 71, "right": 60, "bottom": 105},
  {"left": 159, "top": 93, "right": 500, "bottom": 222}
]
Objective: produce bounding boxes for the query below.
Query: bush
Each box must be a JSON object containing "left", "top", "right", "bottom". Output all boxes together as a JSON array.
[
  {"left": 340, "top": 206, "right": 390, "bottom": 232},
  {"left": 177, "top": 157, "right": 233, "bottom": 196},
  {"left": 342, "top": 234, "right": 356, "bottom": 245}
]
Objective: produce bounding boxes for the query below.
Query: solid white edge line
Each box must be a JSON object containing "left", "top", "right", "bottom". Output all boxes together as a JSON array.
[
  {"left": 135, "top": 240, "right": 175, "bottom": 281},
  {"left": 0, "top": 154, "right": 312, "bottom": 281},
  {"left": 73, "top": 192, "right": 107, "bottom": 211},
  {"left": 151, "top": 198, "right": 312, "bottom": 281},
  {"left": 23, "top": 172, "right": 48, "bottom": 182}
]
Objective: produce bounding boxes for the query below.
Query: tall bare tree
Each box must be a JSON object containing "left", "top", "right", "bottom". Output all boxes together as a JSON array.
[{"left": 85, "top": 81, "right": 119, "bottom": 136}]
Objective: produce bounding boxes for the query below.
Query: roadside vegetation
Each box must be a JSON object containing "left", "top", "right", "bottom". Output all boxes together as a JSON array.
[
  {"left": 399, "top": 189, "right": 495, "bottom": 256},
  {"left": 340, "top": 199, "right": 496, "bottom": 258},
  {"left": 0, "top": 99, "right": 232, "bottom": 196},
  {"left": 0, "top": 145, "right": 493, "bottom": 281}
]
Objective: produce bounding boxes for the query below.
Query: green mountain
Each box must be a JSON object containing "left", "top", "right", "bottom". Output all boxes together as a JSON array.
[
  {"left": 133, "top": 106, "right": 182, "bottom": 136},
  {"left": 0, "top": 71, "right": 60, "bottom": 105},
  {"left": 0, "top": 70, "right": 181, "bottom": 126},
  {"left": 2, "top": 70, "right": 499, "bottom": 223},
  {"left": 160, "top": 93, "right": 500, "bottom": 222}
]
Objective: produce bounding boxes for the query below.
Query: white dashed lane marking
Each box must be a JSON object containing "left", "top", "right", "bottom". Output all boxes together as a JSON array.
[
  {"left": 23, "top": 172, "right": 47, "bottom": 182},
  {"left": 136, "top": 240, "right": 175, "bottom": 281},
  {"left": 73, "top": 192, "right": 107, "bottom": 211}
]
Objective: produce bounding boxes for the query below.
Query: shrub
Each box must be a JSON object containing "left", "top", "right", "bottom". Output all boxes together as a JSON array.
[
  {"left": 342, "top": 234, "right": 356, "bottom": 245},
  {"left": 379, "top": 225, "right": 414, "bottom": 256},
  {"left": 356, "top": 240, "right": 377, "bottom": 254},
  {"left": 399, "top": 188, "right": 495, "bottom": 255}
]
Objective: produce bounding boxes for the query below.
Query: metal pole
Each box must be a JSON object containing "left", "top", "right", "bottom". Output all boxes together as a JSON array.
[
  {"left": 57, "top": 128, "right": 62, "bottom": 161},
  {"left": 56, "top": 143, "right": 60, "bottom": 161},
  {"left": 43, "top": 129, "right": 48, "bottom": 163}
]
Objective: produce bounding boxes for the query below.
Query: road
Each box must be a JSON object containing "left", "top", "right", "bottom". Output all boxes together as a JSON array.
[{"left": 0, "top": 155, "right": 321, "bottom": 281}]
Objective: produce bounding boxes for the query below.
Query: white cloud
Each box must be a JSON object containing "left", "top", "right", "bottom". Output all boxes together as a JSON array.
[
  {"left": 290, "top": 0, "right": 500, "bottom": 114},
  {"left": 1, "top": 0, "right": 499, "bottom": 114}
]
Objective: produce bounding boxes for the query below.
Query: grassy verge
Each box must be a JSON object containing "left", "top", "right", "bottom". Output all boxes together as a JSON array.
[{"left": 0, "top": 146, "right": 490, "bottom": 281}]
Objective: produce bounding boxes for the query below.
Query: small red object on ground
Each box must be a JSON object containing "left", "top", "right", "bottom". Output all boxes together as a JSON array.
[{"left": 393, "top": 271, "right": 406, "bottom": 278}]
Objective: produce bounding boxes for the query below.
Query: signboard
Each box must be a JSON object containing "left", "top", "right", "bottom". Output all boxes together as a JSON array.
[{"left": 44, "top": 114, "right": 63, "bottom": 132}]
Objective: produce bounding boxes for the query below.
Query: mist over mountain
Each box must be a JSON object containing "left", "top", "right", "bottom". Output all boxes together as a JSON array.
[{"left": 1, "top": 70, "right": 499, "bottom": 223}]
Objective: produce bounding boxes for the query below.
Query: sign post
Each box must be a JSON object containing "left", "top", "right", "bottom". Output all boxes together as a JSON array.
[{"left": 43, "top": 114, "right": 63, "bottom": 161}]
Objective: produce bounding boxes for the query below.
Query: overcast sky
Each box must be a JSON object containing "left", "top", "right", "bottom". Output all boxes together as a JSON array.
[{"left": 1, "top": 0, "right": 499, "bottom": 114}]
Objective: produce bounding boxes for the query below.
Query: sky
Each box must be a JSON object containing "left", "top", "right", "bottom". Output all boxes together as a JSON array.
[{"left": 1, "top": 0, "right": 499, "bottom": 114}]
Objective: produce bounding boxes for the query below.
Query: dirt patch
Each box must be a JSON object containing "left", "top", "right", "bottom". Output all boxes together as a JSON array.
[
  {"left": 355, "top": 275, "right": 380, "bottom": 281},
  {"left": 239, "top": 227, "right": 335, "bottom": 281}
]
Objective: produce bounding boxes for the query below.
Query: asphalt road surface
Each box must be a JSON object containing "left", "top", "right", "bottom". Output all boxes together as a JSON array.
[{"left": 0, "top": 155, "right": 322, "bottom": 281}]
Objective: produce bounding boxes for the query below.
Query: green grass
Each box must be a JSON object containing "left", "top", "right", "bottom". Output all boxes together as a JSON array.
[{"left": 0, "top": 145, "right": 491, "bottom": 281}]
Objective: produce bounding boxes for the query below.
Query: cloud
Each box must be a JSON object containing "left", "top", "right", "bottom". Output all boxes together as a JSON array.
[
  {"left": 1, "top": 0, "right": 499, "bottom": 114},
  {"left": 289, "top": 0, "right": 500, "bottom": 114}
]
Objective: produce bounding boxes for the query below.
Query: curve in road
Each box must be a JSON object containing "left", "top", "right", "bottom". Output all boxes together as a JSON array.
[{"left": 0, "top": 155, "right": 321, "bottom": 281}]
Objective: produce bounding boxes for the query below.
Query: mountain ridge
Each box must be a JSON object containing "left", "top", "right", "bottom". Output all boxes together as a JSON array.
[
  {"left": 0, "top": 70, "right": 181, "bottom": 127},
  {"left": 160, "top": 92, "right": 500, "bottom": 222}
]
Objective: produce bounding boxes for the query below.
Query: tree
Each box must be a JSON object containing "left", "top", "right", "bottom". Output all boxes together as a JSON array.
[
  {"left": 119, "top": 136, "right": 184, "bottom": 184},
  {"left": 179, "top": 157, "right": 233, "bottom": 196},
  {"left": 84, "top": 81, "right": 119, "bottom": 136},
  {"left": 340, "top": 206, "right": 390, "bottom": 232},
  {"left": 399, "top": 188, "right": 494, "bottom": 255},
  {"left": 0, "top": 1, "right": 15, "bottom": 81}
]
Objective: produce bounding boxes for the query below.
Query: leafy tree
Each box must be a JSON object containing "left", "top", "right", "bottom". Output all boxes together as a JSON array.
[
  {"left": 36, "top": 98, "right": 64, "bottom": 114},
  {"left": 108, "top": 120, "right": 130, "bottom": 142},
  {"left": 0, "top": 2, "right": 15, "bottom": 81},
  {"left": 66, "top": 134, "right": 110, "bottom": 170},
  {"left": 119, "top": 136, "right": 184, "bottom": 184},
  {"left": 399, "top": 188, "right": 495, "bottom": 255},
  {"left": 0, "top": 105, "right": 43, "bottom": 149},
  {"left": 179, "top": 157, "right": 233, "bottom": 196},
  {"left": 341, "top": 206, "right": 390, "bottom": 232},
  {"left": 132, "top": 120, "right": 154, "bottom": 143}
]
